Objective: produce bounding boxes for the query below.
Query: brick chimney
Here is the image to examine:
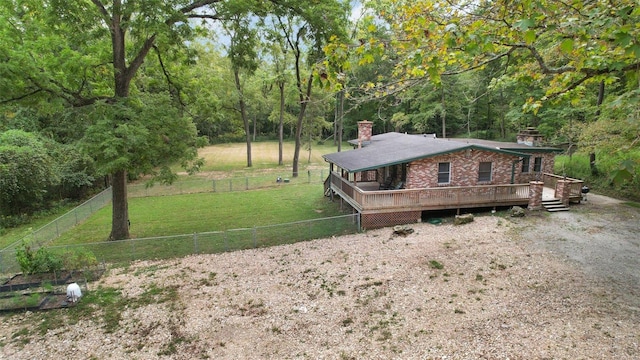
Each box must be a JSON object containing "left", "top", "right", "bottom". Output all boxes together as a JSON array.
[
  {"left": 357, "top": 120, "right": 373, "bottom": 148},
  {"left": 517, "top": 127, "right": 544, "bottom": 147}
]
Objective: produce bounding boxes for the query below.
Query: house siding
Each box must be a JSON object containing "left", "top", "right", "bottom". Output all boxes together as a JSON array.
[
  {"left": 407, "top": 149, "right": 519, "bottom": 189},
  {"left": 516, "top": 152, "right": 556, "bottom": 183}
]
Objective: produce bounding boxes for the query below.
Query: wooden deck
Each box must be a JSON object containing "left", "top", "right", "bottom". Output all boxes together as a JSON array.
[{"left": 327, "top": 172, "right": 531, "bottom": 214}]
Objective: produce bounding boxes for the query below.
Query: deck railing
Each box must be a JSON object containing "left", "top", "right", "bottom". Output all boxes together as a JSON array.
[
  {"left": 329, "top": 172, "right": 530, "bottom": 212},
  {"left": 542, "top": 173, "right": 584, "bottom": 200}
]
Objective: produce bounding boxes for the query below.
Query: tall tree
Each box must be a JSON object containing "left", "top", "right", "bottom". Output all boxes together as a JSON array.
[
  {"left": 225, "top": 15, "right": 260, "bottom": 167},
  {"left": 338, "top": 0, "right": 639, "bottom": 179},
  {"left": 273, "top": 1, "right": 349, "bottom": 177},
  {"left": 1, "top": 0, "right": 345, "bottom": 239},
  {"left": 263, "top": 19, "right": 293, "bottom": 165}
]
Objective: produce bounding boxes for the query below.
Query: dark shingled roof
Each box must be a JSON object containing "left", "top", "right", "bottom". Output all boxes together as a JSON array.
[{"left": 323, "top": 132, "right": 561, "bottom": 173}]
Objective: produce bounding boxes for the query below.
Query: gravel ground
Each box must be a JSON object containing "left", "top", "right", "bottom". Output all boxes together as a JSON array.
[{"left": 1, "top": 193, "right": 639, "bottom": 359}]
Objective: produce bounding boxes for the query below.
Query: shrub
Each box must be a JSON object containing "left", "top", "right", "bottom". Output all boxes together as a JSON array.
[
  {"left": 61, "top": 248, "right": 98, "bottom": 271},
  {"left": 15, "top": 241, "right": 63, "bottom": 275}
]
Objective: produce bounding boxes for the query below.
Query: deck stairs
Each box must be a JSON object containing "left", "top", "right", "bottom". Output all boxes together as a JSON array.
[{"left": 542, "top": 198, "right": 569, "bottom": 212}]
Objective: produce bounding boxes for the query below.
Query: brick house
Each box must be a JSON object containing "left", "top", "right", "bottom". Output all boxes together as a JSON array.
[{"left": 323, "top": 121, "right": 579, "bottom": 229}]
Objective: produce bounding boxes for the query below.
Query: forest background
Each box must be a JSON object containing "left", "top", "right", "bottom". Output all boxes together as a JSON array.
[{"left": 1, "top": 0, "right": 638, "bottom": 239}]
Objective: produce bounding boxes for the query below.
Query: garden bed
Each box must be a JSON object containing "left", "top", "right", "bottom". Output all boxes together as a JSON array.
[
  {"left": 0, "top": 265, "right": 104, "bottom": 312},
  {"left": 0, "top": 266, "right": 105, "bottom": 293}
]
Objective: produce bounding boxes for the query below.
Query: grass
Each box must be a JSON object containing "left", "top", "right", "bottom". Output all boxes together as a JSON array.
[
  {"left": 195, "top": 140, "right": 349, "bottom": 173},
  {"left": 0, "top": 141, "right": 357, "bottom": 270},
  {"left": 52, "top": 183, "right": 342, "bottom": 245},
  {"left": 0, "top": 202, "right": 81, "bottom": 250},
  {"left": 554, "top": 152, "right": 640, "bottom": 202}
]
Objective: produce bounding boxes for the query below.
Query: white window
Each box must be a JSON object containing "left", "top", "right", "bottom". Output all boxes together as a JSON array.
[
  {"left": 478, "top": 162, "right": 492, "bottom": 182},
  {"left": 437, "top": 162, "right": 450, "bottom": 184},
  {"left": 521, "top": 158, "right": 530, "bottom": 173},
  {"left": 533, "top": 157, "right": 543, "bottom": 172}
]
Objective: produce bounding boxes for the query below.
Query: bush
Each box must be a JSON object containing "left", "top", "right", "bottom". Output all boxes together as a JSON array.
[
  {"left": 61, "top": 248, "right": 98, "bottom": 271},
  {"left": 15, "top": 241, "right": 63, "bottom": 275}
]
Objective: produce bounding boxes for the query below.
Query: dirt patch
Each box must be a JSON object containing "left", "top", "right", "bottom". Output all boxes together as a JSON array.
[{"left": 1, "top": 193, "right": 638, "bottom": 359}]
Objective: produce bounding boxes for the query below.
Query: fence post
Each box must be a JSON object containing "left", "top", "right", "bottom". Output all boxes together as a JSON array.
[
  {"left": 212, "top": 180, "right": 216, "bottom": 192},
  {"left": 193, "top": 233, "right": 198, "bottom": 254},
  {"left": 229, "top": 179, "right": 232, "bottom": 192},
  {"left": 224, "top": 231, "right": 228, "bottom": 252},
  {"left": 246, "top": 177, "right": 249, "bottom": 190},
  {"left": 357, "top": 213, "right": 361, "bottom": 232},
  {"left": 74, "top": 208, "right": 79, "bottom": 225},
  {"left": 131, "top": 240, "right": 136, "bottom": 261}
]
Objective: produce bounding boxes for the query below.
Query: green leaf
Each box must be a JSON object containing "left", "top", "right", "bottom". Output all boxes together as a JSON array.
[
  {"left": 610, "top": 168, "right": 633, "bottom": 185},
  {"left": 626, "top": 43, "right": 640, "bottom": 59},
  {"left": 524, "top": 29, "right": 536, "bottom": 44},
  {"left": 560, "top": 38, "right": 574, "bottom": 54},
  {"left": 614, "top": 31, "right": 633, "bottom": 47},
  {"left": 514, "top": 18, "right": 535, "bottom": 30}
]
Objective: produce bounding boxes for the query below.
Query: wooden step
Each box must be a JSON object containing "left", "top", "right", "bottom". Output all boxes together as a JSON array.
[
  {"left": 542, "top": 198, "right": 569, "bottom": 212},
  {"left": 547, "top": 207, "right": 570, "bottom": 212}
]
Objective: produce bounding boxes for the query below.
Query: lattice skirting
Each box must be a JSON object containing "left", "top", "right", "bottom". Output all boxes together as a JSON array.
[{"left": 361, "top": 211, "right": 421, "bottom": 230}]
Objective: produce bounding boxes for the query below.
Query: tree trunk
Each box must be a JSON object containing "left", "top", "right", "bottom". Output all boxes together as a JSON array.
[
  {"left": 499, "top": 89, "right": 506, "bottom": 139},
  {"left": 108, "top": 7, "right": 131, "bottom": 241},
  {"left": 234, "top": 69, "right": 252, "bottom": 168},
  {"left": 337, "top": 89, "right": 344, "bottom": 152},
  {"left": 252, "top": 115, "right": 257, "bottom": 142},
  {"left": 590, "top": 80, "right": 605, "bottom": 175},
  {"left": 109, "top": 169, "right": 130, "bottom": 240},
  {"left": 292, "top": 72, "right": 313, "bottom": 178},
  {"left": 441, "top": 86, "right": 446, "bottom": 138},
  {"left": 308, "top": 120, "right": 312, "bottom": 163},
  {"left": 278, "top": 81, "right": 285, "bottom": 166}
]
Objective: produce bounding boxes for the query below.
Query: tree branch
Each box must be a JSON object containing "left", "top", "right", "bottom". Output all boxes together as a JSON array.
[
  {"left": 187, "top": 14, "right": 223, "bottom": 21},
  {"left": 179, "top": 0, "right": 222, "bottom": 15},
  {"left": 153, "top": 45, "right": 187, "bottom": 108},
  {"left": 0, "top": 89, "right": 43, "bottom": 104},
  {"left": 442, "top": 49, "right": 514, "bottom": 76},
  {"left": 508, "top": 43, "right": 576, "bottom": 74},
  {"left": 90, "top": 0, "right": 110, "bottom": 20},
  {"left": 545, "top": 61, "right": 640, "bottom": 99},
  {"left": 126, "top": 34, "right": 157, "bottom": 82}
]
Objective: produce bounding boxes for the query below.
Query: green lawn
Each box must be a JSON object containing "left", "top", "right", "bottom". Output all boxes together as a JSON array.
[
  {"left": 0, "top": 141, "right": 356, "bottom": 272},
  {"left": 0, "top": 202, "right": 80, "bottom": 250},
  {"left": 52, "top": 183, "right": 342, "bottom": 245},
  {"left": 196, "top": 140, "right": 349, "bottom": 173}
]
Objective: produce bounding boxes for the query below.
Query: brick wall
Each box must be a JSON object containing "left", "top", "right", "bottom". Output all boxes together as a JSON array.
[
  {"left": 406, "top": 149, "right": 556, "bottom": 189},
  {"left": 406, "top": 149, "right": 516, "bottom": 188},
  {"left": 517, "top": 153, "right": 556, "bottom": 183},
  {"left": 357, "top": 120, "right": 373, "bottom": 144}
]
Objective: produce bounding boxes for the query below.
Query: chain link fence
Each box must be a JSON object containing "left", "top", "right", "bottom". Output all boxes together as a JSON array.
[
  {"left": 127, "top": 170, "right": 327, "bottom": 198},
  {"left": 0, "top": 187, "right": 113, "bottom": 253},
  {"left": 0, "top": 214, "right": 360, "bottom": 275}
]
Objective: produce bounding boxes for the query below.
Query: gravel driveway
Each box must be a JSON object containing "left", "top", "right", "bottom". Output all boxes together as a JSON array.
[
  {"left": 518, "top": 193, "right": 640, "bottom": 312},
  {"left": 1, "top": 192, "right": 639, "bottom": 359}
]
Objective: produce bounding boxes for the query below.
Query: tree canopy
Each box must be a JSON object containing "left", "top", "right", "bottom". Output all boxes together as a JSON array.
[{"left": 325, "top": 0, "right": 639, "bottom": 185}]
